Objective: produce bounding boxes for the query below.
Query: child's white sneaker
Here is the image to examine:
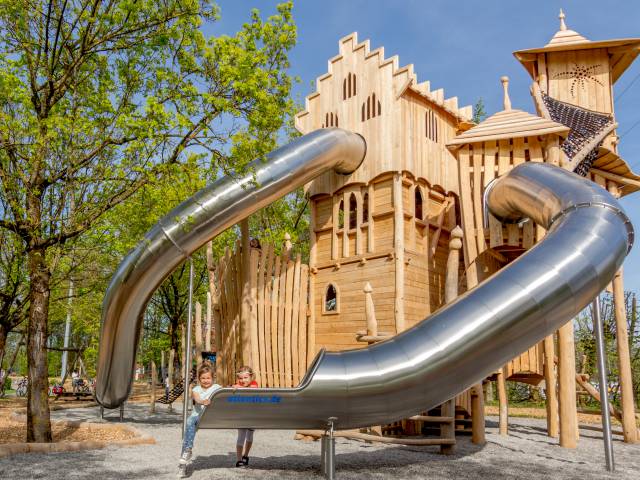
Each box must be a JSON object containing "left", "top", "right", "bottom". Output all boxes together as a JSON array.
[
  {"left": 179, "top": 449, "right": 192, "bottom": 465},
  {"left": 177, "top": 464, "right": 187, "bottom": 478}
]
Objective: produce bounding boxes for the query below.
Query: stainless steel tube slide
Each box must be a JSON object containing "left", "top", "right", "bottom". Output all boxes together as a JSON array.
[
  {"left": 95, "top": 128, "right": 366, "bottom": 408},
  {"left": 197, "top": 161, "right": 633, "bottom": 430}
]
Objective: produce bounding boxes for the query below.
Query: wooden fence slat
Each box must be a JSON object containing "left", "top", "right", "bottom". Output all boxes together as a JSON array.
[
  {"left": 249, "top": 249, "right": 260, "bottom": 383},
  {"left": 263, "top": 245, "right": 275, "bottom": 387},
  {"left": 256, "top": 246, "right": 266, "bottom": 387},
  {"left": 277, "top": 257, "right": 287, "bottom": 385},
  {"left": 234, "top": 239, "right": 243, "bottom": 368},
  {"left": 270, "top": 255, "right": 282, "bottom": 387},
  {"left": 298, "top": 265, "right": 309, "bottom": 381},
  {"left": 291, "top": 254, "right": 302, "bottom": 385},
  {"left": 283, "top": 259, "right": 295, "bottom": 387}
]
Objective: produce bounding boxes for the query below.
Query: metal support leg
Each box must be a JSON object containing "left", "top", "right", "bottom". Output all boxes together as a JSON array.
[
  {"left": 320, "top": 417, "right": 337, "bottom": 480},
  {"left": 320, "top": 434, "right": 328, "bottom": 476},
  {"left": 119, "top": 403, "right": 124, "bottom": 422},
  {"left": 100, "top": 406, "right": 104, "bottom": 420},
  {"left": 592, "top": 296, "right": 615, "bottom": 471}
]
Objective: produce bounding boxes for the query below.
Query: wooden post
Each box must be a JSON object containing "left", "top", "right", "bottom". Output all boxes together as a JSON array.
[
  {"left": 440, "top": 225, "right": 464, "bottom": 452},
  {"left": 558, "top": 323, "right": 578, "bottom": 448},
  {"left": 393, "top": 173, "right": 405, "bottom": 333},
  {"left": 240, "top": 219, "right": 251, "bottom": 366},
  {"left": 205, "top": 292, "right": 212, "bottom": 352},
  {"left": 545, "top": 136, "right": 561, "bottom": 167},
  {"left": 496, "top": 367, "right": 508, "bottom": 436},
  {"left": 470, "top": 384, "right": 485, "bottom": 445},
  {"left": 445, "top": 226, "right": 463, "bottom": 303},
  {"left": 309, "top": 201, "right": 317, "bottom": 362},
  {"left": 440, "top": 398, "right": 456, "bottom": 454},
  {"left": 168, "top": 349, "right": 175, "bottom": 412},
  {"left": 611, "top": 267, "right": 639, "bottom": 443},
  {"left": 543, "top": 335, "right": 559, "bottom": 437},
  {"left": 195, "top": 302, "right": 203, "bottom": 368},
  {"left": 364, "top": 282, "right": 377, "bottom": 337},
  {"left": 283, "top": 232, "right": 293, "bottom": 259},
  {"left": 453, "top": 221, "right": 485, "bottom": 445},
  {"left": 150, "top": 360, "right": 157, "bottom": 414}
]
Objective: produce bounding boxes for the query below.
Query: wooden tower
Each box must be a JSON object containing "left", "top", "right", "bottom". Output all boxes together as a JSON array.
[
  {"left": 513, "top": 9, "right": 640, "bottom": 191},
  {"left": 295, "top": 33, "right": 473, "bottom": 351}
]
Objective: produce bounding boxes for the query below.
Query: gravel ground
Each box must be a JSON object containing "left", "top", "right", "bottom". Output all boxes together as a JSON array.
[{"left": 0, "top": 403, "right": 638, "bottom": 479}]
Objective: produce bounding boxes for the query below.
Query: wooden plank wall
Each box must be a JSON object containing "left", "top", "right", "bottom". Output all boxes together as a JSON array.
[
  {"left": 458, "top": 136, "right": 549, "bottom": 379},
  {"left": 216, "top": 241, "right": 311, "bottom": 387}
]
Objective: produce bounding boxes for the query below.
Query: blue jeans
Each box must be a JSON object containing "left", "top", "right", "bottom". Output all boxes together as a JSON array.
[{"left": 182, "top": 415, "right": 200, "bottom": 454}]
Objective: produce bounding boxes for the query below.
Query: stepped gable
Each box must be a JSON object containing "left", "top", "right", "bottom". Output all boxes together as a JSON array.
[{"left": 294, "top": 32, "right": 473, "bottom": 132}]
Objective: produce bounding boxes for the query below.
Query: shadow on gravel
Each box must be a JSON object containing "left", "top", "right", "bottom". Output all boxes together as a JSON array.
[{"left": 187, "top": 441, "right": 486, "bottom": 477}]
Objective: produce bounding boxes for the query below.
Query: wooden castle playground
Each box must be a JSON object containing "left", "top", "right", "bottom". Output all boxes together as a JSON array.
[{"left": 152, "top": 11, "right": 640, "bottom": 454}]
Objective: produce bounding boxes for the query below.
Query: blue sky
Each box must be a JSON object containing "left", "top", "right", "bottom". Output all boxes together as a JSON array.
[{"left": 214, "top": 1, "right": 640, "bottom": 293}]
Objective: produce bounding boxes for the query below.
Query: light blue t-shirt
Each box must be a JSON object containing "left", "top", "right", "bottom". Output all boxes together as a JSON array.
[{"left": 191, "top": 383, "right": 221, "bottom": 416}]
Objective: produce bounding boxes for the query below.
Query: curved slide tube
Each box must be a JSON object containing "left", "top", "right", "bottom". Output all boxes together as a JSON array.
[
  {"left": 197, "top": 161, "right": 633, "bottom": 430},
  {"left": 97, "top": 128, "right": 633, "bottom": 431},
  {"left": 95, "top": 128, "right": 366, "bottom": 408}
]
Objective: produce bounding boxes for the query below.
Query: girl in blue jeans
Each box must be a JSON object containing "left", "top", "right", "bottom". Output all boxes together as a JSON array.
[{"left": 178, "top": 362, "right": 220, "bottom": 475}]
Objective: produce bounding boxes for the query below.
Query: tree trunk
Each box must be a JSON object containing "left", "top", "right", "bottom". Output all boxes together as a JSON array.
[
  {"left": 0, "top": 323, "right": 7, "bottom": 369},
  {"left": 26, "top": 247, "right": 52, "bottom": 443},
  {"left": 7, "top": 333, "right": 25, "bottom": 374}
]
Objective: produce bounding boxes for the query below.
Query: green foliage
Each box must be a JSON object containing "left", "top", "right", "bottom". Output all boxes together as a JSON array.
[
  {"left": 574, "top": 292, "right": 640, "bottom": 406},
  {"left": 0, "top": 2, "right": 298, "bottom": 434},
  {"left": 472, "top": 98, "right": 487, "bottom": 124}
]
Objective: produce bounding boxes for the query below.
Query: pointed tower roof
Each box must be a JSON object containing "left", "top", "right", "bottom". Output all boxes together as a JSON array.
[
  {"left": 544, "top": 9, "right": 589, "bottom": 47},
  {"left": 447, "top": 77, "right": 569, "bottom": 149},
  {"left": 513, "top": 10, "right": 640, "bottom": 83}
]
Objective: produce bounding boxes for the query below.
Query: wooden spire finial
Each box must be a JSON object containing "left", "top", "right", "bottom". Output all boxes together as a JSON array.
[
  {"left": 559, "top": 9, "right": 567, "bottom": 31},
  {"left": 500, "top": 76, "right": 512, "bottom": 111}
]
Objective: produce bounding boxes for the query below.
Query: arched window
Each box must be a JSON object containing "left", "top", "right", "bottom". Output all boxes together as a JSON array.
[
  {"left": 361, "top": 93, "right": 381, "bottom": 121},
  {"left": 415, "top": 188, "right": 423, "bottom": 220},
  {"left": 324, "top": 283, "right": 338, "bottom": 313},
  {"left": 338, "top": 200, "right": 344, "bottom": 229},
  {"left": 362, "top": 193, "right": 369, "bottom": 223},
  {"left": 426, "top": 109, "right": 438, "bottom": 142},
  {"left": 323, "top": 112, "right": 339, "bottom": 128},
  {"left": 349, "top": 193, "right": 357, "bottom": 230},
  {"left": 343, "top": 73, "right": 357, "bottom": 100}
]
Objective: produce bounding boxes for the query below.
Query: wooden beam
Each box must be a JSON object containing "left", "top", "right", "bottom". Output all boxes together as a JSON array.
[
  {"left": 497, "top": 367, "right": 508, "bottom": 436},
  {"left": 364, "top": 282, "right": 377, "bottom": 337},
  {"left": 611, "top": 267, "right": 639, "bottom": 443},
  {"left": 240, "top": 219, "right": 251, "bottom": 365},
  {"left": 591, "top": 168, "right": 640, "bottom": 189},
  {"left": 575, "top": 373, "right": 623, "bottom": 423},
  {"left": 205, "top": 293, "right": 212, "bottom": 352},
  {"left": 194, "top": 302, "right": 203, "bottom": 368},
  {"left": 543, "top": 335, "right": 559, "bottom": 437},
  {"left": 558, "top": 323, "right": 578, "bottom": 448},
  {"left": 393, "top": 173, "right": 405, "bottom": 333},
  {"left": 296, "top": 430, "right": 456, "bottom": 446},
  {"left": 470, "top": 384, "right": 486, "bottom": 445}
]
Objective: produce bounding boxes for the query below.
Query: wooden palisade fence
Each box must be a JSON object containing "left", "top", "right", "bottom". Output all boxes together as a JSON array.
[{"left": 214, "top": 238, "right": 312, "bottom": 388}]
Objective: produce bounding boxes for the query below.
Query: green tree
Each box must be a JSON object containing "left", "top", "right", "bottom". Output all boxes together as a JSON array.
[
  {"left": 0, "top": 228, "right": 28, "bottom": 368},
  {"left": 472, "top": 98, "right": 487, "bottom": 124},
  {"left": 0, "top": 1, "right": 296, "bottom": 441}
]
